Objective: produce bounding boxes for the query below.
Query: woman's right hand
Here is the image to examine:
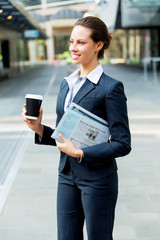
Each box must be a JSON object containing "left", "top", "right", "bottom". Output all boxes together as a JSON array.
[{"left": 22, "top": 104, "right": 44, "bottom": 137}]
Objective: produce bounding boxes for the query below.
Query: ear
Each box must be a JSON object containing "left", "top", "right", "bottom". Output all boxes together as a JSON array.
[{"left": 96, "top": 41, "right": 104, "bottom": 51}]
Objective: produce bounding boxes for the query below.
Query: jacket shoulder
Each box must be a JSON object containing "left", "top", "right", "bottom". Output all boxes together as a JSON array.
[
  {"left": 100, "top": 72, "right": 123, "bottom": 90},
  {"left": 100, "top": 72, "right": 121, "bottom": 85}
]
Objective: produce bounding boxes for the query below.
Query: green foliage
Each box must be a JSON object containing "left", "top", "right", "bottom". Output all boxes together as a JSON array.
[{"left": 103, "top": 59, "right": 109, "bottom": 64}]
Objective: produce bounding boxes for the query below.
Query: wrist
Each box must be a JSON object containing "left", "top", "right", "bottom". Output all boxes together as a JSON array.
[
  {"left": 77, "top": 149, "right": 83, "bottom": 163},
  {"left": 36, "top": 124, "right": 44, "bottom": 138},
  {"left": 74, "top": 149, "right": 84, "bottom": 163},
  {"left": 75, "top": 149, "right": 84, "bottom": 158}
]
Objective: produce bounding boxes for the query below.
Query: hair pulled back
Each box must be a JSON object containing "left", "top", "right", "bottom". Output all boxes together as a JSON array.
[{"left": 74, "top": 16, "right": 112, "bottom": 59}]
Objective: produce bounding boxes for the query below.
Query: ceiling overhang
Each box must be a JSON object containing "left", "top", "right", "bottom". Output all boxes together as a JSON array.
[{"left": 0, "top": 0, "right": 47, "bottom": 39}]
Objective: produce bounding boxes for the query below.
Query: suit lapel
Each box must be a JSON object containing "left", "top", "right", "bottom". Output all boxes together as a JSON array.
[
  {"left": 58, "top": 79, "right": 95, "bottom": 116},
  {"left": 73, "top": 79, "right": 95, "bottom": 104}
]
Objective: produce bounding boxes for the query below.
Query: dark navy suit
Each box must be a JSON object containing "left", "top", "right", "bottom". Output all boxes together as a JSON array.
[{"left": 35, "top": 72, "right": 131, "bottom": 240}]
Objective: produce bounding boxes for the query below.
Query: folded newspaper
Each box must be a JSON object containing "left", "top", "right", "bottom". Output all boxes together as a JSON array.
[{"left": 51, "top": 103, "right": 110, "bottom": 149}]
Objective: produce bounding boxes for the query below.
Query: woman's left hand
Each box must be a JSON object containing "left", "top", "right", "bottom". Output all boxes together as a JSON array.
[{"left": 56, "top": 134, "right": 83, "bottom": 158}]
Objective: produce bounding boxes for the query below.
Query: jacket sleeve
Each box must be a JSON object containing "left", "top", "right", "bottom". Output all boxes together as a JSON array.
[
  {"left": 34, "top": 79, "right": 67, "bottom": 147},
  {"left": 82, "top": 81, "right": 131, "bottom": 168},
  {"left": 35, "top": 125, "right": 56, "bottom": 146}
]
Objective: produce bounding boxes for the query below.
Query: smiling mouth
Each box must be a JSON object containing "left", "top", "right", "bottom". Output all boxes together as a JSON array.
[{"left": 71, "top": 54, "right": 81, "bottom": 59}]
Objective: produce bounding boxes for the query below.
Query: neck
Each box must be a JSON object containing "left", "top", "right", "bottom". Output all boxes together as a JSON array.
[{"left": 80, "top": 61, "right": 99, "bottom": 77}]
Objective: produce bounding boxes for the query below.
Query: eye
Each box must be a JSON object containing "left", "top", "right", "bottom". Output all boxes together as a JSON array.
[{"left": 78, "top": 41, "right": 85, "bottom": 45}]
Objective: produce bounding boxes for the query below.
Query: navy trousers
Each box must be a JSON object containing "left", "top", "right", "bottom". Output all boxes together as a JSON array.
[{"left": 57, "top": 165, "right": 118, "bottom": 240}]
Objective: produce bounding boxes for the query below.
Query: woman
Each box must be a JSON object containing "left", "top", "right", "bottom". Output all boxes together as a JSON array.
[{"left": 23, "top": 16, "right": 131, "bottom": 240}]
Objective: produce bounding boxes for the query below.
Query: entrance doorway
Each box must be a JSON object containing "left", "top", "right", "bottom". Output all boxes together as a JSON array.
[{"left": 1, "top": 40, "right": 10, "bottom": 68}]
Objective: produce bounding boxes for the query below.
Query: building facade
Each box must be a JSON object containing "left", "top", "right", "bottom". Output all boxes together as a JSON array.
[
  {"left": 28, "top": 0, "right": 160, "bottom": 67},
  {"left": 24, "top": 1, "right": 95, "bottom": 63},
  {"left": 120, "top": 0, "right": 160, "bottom": 66},
  {"left": 0, "top": 0, "right": 47, "bottom": 78},
  {"left": 1, "top": 0, "right": 159, "bottom": 74}
]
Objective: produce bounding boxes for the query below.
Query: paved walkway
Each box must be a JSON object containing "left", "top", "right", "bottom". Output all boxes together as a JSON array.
[{"left": 0, "top": 63, "right": 159, "bottom": 240}]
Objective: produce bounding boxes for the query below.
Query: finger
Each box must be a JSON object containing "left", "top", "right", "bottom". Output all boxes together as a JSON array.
[
  {"left": 23, "top": 117, "right": 30, "bottom": 123},
  {"left": 39, "top": 108, "right": 43, "bottom": 118},
  {"left": 23, "top": 104, "right": 26, "bottom": 109},
  {"left": 58, "top": 133, "right": 65, "bottom": 142},
  {"left": 56, "top": 141, "right": 63, "bottom": 151},
  {"left": 22, "top": 111, "right": 26, "bottom": 119},
  {"left": 23, "top": 107, "right": 27, "bottom": 114},
  {"left": 22, "top": 111, "right": 30, "bottom": 122},
  {"left": 56, "top": 141, "right": 61, "bottom": 147}
]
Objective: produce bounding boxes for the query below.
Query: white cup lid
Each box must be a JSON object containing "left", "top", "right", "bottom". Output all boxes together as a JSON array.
[{"left": 25, "top": 94, "right": 43, "bottom": 100}]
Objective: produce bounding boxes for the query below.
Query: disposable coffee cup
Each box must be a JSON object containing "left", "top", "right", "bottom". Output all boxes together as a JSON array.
[{"left": 25, "top": 94, "right": 43, "bottom": 120}]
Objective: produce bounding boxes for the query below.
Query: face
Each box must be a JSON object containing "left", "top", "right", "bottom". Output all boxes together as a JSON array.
[{"left": 69, "top": 25, "right": 101, "bottom": 66}]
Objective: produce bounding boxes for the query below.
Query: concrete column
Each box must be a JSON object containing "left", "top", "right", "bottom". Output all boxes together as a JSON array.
[
  {"left": 46, "top": 22, "right": 54, "bottom": 64},
  {"left": 41, "top": 0, "right": 47, "bottom": 9},
  {"left": 135, "top": 30, "right": 140, "bottom": 62},
  {"left": 122, "top": 31, "right": 127, "bottom": 61},
  {"left": 143, "top": 30, "right": 150, "bottom": 58},
  {"left": 28, "top": 40, "right": 38, "bottom": 66}
]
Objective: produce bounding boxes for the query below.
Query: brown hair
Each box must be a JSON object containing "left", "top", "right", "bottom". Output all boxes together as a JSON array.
[{"left": 74, "top": 16, "right": 112, "bottom": 59}]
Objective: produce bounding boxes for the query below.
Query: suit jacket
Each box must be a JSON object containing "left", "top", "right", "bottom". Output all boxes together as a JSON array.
[{"left": 35, "top": 72, "right": 131, "bottom": 180}]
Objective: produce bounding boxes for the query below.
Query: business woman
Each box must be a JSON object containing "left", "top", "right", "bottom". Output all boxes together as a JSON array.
[{"left": 23, "top": 16, "right": 131, "bottom": 240}]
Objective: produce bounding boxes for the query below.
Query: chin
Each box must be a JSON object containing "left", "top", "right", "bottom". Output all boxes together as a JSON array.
[{"left": 72, "top": 59, "right": 81, "bottom": 65}]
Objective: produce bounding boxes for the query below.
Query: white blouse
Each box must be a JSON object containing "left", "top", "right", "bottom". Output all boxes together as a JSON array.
[{"left": 64, "top": 64, "right": 103, "bottom": 111}]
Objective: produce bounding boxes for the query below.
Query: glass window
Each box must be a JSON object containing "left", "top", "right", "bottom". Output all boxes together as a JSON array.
[
  {"left": 54, "top": 34, "right": 70, "bottom": 55},
  {"left": 122, "top": 0, "right": 160, "bottom": 27}
]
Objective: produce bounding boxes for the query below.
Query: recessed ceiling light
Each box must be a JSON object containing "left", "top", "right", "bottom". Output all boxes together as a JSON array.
[{"left": 7, "top": 15, "right": 13, "bottom": 20}]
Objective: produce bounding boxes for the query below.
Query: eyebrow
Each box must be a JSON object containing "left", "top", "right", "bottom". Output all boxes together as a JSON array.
[{"left": 70, "top": 38, "right": 86, "bottom": 41}]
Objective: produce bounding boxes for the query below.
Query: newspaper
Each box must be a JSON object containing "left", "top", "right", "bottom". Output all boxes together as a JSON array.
[{"left": 51, "top": 103, "right": 110, "bottom": 149}]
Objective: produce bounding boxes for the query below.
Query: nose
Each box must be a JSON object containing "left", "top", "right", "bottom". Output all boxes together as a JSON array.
[{"left": 69, "top": 42, "right": 77, "bottom": 52}]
